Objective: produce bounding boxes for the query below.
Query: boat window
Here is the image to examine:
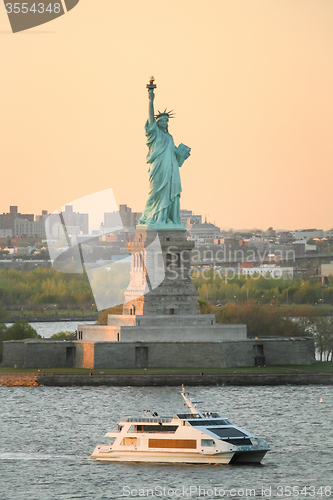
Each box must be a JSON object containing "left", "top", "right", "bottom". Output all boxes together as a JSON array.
[
  {"left": 221, "top": 438, "right": 252, "bottom": 446},
  {"left": 210, "top": 428, "right": 248, "bottom": 438},
  {"left": 132, "top": 425, "right": 178, "bottom": 433},
  {"left": 148, "top": 439, "right": 197, "bottom": 449},
  {"left": 189, "top": 419, "right": 231, "bottom": 427},
  {"left": 176, "top": 414, "right": 199, "bottom": 419},
  {"left": 201, "top": 439, "right": 215, "bottom": 447}
]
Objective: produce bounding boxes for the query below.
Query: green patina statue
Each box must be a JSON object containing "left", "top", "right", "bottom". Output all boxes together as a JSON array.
[{"left": 139, "top": 77, "right": 191, "bottom": 229}]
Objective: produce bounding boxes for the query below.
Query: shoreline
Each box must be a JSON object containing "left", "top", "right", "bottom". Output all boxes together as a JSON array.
[{"left": 1, "top": 372, "right": 333, "bottom": 387}]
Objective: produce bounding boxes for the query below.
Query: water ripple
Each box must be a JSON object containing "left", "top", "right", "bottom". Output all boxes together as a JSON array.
[{"left": 0, "top": 385, "right": 332, "bottom": 500}]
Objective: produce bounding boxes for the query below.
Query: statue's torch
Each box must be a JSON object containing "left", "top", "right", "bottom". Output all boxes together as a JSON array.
[{"left": 146, "top": 76, "right": 156, "bottom": 91}]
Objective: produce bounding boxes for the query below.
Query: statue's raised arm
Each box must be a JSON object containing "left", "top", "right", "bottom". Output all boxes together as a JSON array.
[{"left": 147, "top": 76, "right": 156, "bottom": 125}]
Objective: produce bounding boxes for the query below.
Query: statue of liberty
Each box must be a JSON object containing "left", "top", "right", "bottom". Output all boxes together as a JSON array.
[{"left": 139, "top": 77, "right": 191, "bottom": 228}]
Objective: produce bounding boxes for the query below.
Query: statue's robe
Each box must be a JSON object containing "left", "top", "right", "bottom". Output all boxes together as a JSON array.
[{"left": 139, "top": 120, "right": 181, "bottom": 226}]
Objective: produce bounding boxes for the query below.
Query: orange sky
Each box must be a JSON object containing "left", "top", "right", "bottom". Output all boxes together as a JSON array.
[{"left": 1, "top": 0, "right": 333, "bottom": 231}]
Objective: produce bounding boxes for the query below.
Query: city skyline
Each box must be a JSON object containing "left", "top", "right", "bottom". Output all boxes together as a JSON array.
[
  {"left": 1, "top": 203, "right": 332, "bottom": 234},
  {"left": 1, "top": 1, "right": 333, "bottom": 230}
]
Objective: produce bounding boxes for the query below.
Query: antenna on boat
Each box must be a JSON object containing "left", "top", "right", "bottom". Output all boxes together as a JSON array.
[{"left": 181, "top": 385, "right": 204, "bottom": 417}]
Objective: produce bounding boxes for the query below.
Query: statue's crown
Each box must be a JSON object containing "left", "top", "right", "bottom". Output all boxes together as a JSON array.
[{"left": 155, "top": 108, "right": 175, "bottom": 120}]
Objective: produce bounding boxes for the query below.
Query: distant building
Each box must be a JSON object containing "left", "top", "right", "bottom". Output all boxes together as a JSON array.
[
  {"left": 62, "top": 205, "right": 89, "bottom": 234},
  {"left": 188, "top": 220, "right": 221, "bottom": 242},
  {"left": 240, "top": 262, "right": 253, "bottom": 268},
  {"left": 103, "top": 204, "right": 141, "bottom": 232},
  {"left": 3, "top": 247, "right": 15, "bottom": 255},
  {"left": 14, "top": 219, "right": 44, "bottom": 237},
  {"left": 2, "top": 246, "right": 34, "bottom": 255},
  {"left": 217, "top": 237, "right": 242, "bottom": 252},
  {"left": 324, "top": 229, "right": 333, "bottom": 239},
  {"left": 0, "top": 229, "right": 12, "bottom": 238},
  {"left": 35, "top": 210, "right": 48, "bottom": 223},
  {"left": 51, "top": 223, "right": 80, "bottom": 239},
  {"left": 292, "top": 229, "right": 323, "bottom": 242},
  {"left": 0, "top": 206, "right": 34, "bottom": 232},
  {"left": 180, "top": 209, "right": 202, "bottom": 226},
  {"left": 305, "top": 244, "right": 317, "bottom": 252},
  {"left": 241, "top": 265, "right": 293, "bottom": 279},
  {"left": 248, "top": 237, "right": 271, "bottom": 251},
  {"left": 277, "top": 232, "right": 294, "bottom": 244},
  {"left": 14, "top": 247, "right": 33, "bottom": 255},
  {"left": 0, "top": 207, "right": 49, "bottom": 238}
]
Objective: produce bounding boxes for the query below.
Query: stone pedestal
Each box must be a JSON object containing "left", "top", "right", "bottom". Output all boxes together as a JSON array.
[
  {"left": 77, "top": 228, "right": 247, "bottom": 346},
  {"left": 123, "top": 228, "right": 200, "bottom": 316}
]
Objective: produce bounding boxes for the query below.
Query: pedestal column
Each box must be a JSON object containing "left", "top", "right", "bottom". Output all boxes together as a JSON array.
[{"left": 123, "top": 229, "right": 200, "bottom": 316}]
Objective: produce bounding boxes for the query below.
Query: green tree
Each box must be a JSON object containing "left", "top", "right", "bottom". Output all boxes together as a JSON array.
[
  {"left": 5, "top": 321, "right": 39, "bottom": 340},
  {"left": 212, "top": 300, "right": 311, "bottom": 338},
  {"left": 0, "top": 320, "right": 40, "bottom": 362},
  {"left": 198, "top": 299, "right": 213, "bottom": 314},
  {"left": 214, "top": 301, "right": 282, "bottom": 337},
  {"left": 50, "top": 331, "right": 75, "bottom": 339},
  {"left": 0, "top": 302, "right": 7, "bottom": 323}
]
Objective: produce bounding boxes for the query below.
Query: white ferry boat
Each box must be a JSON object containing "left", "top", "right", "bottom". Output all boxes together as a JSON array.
[{"left": 91, "top": 386, "right": 269, "bottom": 464}]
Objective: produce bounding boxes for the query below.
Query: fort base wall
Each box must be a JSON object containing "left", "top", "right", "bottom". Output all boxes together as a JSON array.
[
  {"left": 2, "top": 340, "right": 78, "bottom": 369},
  {"left": 2, "top": 337, "right": 315, "bottom": 369}
]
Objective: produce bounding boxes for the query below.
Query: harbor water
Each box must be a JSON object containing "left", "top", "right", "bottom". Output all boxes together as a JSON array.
[{"left": 1, "top": 385, "right": 332, "bottom": 500}]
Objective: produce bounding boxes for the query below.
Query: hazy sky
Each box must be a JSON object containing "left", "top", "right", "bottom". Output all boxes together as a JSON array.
[{"left": 1, "top": 0, "right": 333, "bottom": 231}]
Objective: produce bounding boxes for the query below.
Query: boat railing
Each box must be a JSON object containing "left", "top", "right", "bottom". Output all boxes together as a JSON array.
[
  {"left": 124, "top": 417, "right": 173, "bottom": 423},
  {"left": 130, "top": 430, "right": 176, "bottom": 434}
]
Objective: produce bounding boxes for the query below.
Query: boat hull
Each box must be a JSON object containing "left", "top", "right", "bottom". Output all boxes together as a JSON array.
[
  {"left": 230, "top": 450, "right": 268, "bottom": 464},
  {"left": 91, "top": 448, "right": 235, "bottom": 464}
]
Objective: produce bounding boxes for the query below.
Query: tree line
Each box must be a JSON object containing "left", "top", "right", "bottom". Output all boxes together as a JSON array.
[
  {"left": 0, "top": 265, "right": 130, "bottom": 309},
  {"left": 0, "top": 268, "right": 94, "bottom": 307},
  {"left": 1, "top": 267, "right": 332, "bottom": 309},
  {"left": 193, "top": 269, "right": 333, "bottom": 305},
  {"left": 198, "top": 299, "right": 333, "bottom": 361}
]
